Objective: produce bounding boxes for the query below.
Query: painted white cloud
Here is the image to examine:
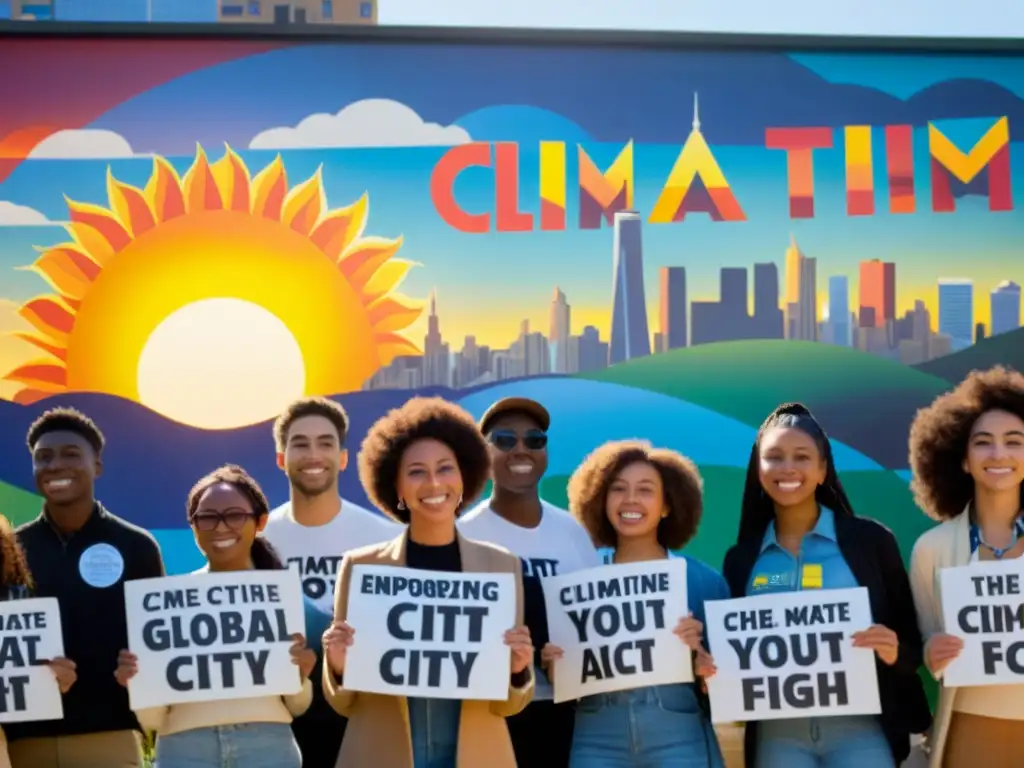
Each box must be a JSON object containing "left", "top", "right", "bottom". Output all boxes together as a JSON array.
[
  {"left": 28, "top": 128, "right": 136, "bottom": 159},
  {"left": 249, "top": 99, "right": 472, "bottom": 149},
  {"left": 0, "top": 201, "right": 61, "bottom": 227}
]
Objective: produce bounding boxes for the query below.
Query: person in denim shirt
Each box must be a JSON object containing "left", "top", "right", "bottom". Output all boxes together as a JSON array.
[
  {"left": 719, "top": 403, "right": 929, "bottom": 768},
  {"left": 542, "top": 440, "right": 726, "bottom": 768}
]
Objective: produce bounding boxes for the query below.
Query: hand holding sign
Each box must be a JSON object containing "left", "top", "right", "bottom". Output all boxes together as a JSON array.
[
  {"left": 924, "top": 633, "right": 964, "bottom": 676},
  {"left": 323, "top": 620, "right": 355, "bottom": 677},
  {"left": 289, "top": 634, "right": 316, "bottom": 680},
  {"left": 45, "top": 657, "right": 76, "bottom": 694},
  {"left": 114, "top": 649, "right": 138, "bottom": 687},
  {"left": 673, "top": 614, "right": 704, "bottom": 651},
  {"left": 504, "top": 626, "right": 533, "bottom": 675},
  {"left": 851, "top": 624, "right": 899, "bottom": 666}
]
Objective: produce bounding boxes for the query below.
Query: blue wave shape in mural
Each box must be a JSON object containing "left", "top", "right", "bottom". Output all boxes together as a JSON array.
[{"left": 456, "top": 378, "right": 883, "bottom": 473}]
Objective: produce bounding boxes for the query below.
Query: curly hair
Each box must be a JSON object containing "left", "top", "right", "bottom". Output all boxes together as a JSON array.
[
  {"left": 359, "top": 397, "right": 491, "bottom": 523},
  {"left": 273, "top": 396, "right": 350, "bottom": 451},
  {"left": 0, "top": 515, "right": 32, "bottom": 591},
  {"left": 186, "top": 464, "right": 283, "bottom": 570},
  {"left": 909, "top": 366, "right": 1024, "bottom": 521},
  {"left": 567, "top": 440, "right": 703, "bottom": 550},
  {"left": 26, "top": 407, "right": 105, "bottom": 454}
]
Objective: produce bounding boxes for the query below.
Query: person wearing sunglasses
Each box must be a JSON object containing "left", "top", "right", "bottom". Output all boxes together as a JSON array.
[
  {"left": 114, "top": 465, "right": 319, "bottom": 768},
  {"left": 458, "top": 397, "right": 600, "bottom": 768}
]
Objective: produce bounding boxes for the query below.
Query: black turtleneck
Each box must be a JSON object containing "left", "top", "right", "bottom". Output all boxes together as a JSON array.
[
  {"left": 406, "top": 537, "right": 530, "bottom": 689},
  {"left": 406, "top": 538, "right": 462, "bottom": 573}
]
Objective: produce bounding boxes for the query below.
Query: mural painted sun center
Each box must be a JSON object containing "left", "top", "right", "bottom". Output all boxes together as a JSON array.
[{"left": 138, "top": 298, "right": 306, "bottom": 430}]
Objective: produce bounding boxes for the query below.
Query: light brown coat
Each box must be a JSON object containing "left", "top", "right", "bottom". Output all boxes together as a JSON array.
[{"left": 322, "top": 531, "right": 534, "bottom": 768}]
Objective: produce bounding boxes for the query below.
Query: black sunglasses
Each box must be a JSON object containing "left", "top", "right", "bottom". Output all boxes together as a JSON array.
[
  {"left": 489, "top": 429, "right": 548, "bottom": 452},
  {"left": 191, "top": 509, "right": 256, "bottom": 532}
]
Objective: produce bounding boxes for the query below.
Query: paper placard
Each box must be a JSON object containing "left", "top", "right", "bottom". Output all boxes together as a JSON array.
[
  {"left": 124, "top": 570, "right": 306, "bottom": 709},
  {"left": 343, "top": 565, "right": 516, "bottom": 700},
  {"left": 705, "top": 587, "right": 881, "bottom": 722},
  {"left": 543, "top": 559, "right": 692, "bottom": 703},
  {"left": 0, "top": 597, "right": 64, "bottom": 723},
  {"left": 940, "top": 558, "right": 1024, "bottom": 687}
]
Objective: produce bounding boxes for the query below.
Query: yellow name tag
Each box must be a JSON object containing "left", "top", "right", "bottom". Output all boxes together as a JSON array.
[
  {"left": 801, "top": 564, "right": 823, "bottom": 589},
  {"left": 752, "top": 575, "right": 768, "bottom": 588}
]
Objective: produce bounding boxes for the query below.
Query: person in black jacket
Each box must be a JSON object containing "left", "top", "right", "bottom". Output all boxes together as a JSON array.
[
  {"left": 720, "top": 403, "right": 930, "bottom": 768},
  {"left": 11, "top": 407, "right": 166, "bottom": 768}
]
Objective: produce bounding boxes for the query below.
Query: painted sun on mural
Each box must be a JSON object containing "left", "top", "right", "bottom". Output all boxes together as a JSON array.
[{"left": 4, "top": 146, "right": 424, "bottom": 429}]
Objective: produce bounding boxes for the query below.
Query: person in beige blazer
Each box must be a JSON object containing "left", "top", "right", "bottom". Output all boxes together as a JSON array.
[
  {"left": 908, "top": 366, "right": 1024, "bottom": 768},
  {"left": 321, "top": 397, "right": 535, "bottom": 768}
]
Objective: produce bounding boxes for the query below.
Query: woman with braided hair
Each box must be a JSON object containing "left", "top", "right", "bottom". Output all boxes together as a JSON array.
[{"left": 718, "top": 403, "right": 929, "bottom": 768}]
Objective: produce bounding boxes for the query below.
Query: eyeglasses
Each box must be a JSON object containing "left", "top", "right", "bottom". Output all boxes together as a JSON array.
[
  {"left": 488, "top": 429, "right": 548, "bottom": 452},
  {"left": 190, "top": 509, "right": 256, "bottom": 532}
]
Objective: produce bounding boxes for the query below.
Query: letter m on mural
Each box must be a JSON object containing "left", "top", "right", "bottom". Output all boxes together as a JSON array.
[{"left": 929, "top": 117, "right": 1013, "bottom": 212}]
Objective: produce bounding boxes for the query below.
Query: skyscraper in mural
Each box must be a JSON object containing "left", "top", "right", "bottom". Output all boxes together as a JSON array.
[
  {"left": 423, "top": 288, "right": 450, "bottom": 386},
  {"left": 659, "top": 267, "right": 688, "bottom": 351},
  {"left": 609, "top": 211, "right": 651, "bottom": 364},
  {"left": 827, "top": 275, "right": 851, "bottom": 346},
  {"left": 859, "top": 259, "right": 896, "bottom": 328},
  {"left": 990, "top": 280, "right": 1021, "bottom": 337},
  {"left": 784, "top": 236, "right": 817, "bottom": 341},
  {"left": 938, "top": 278, "right": 974, "bottom": 351},
  {"left": 549, "top": 286, "right": 571, "bottom": 373}
]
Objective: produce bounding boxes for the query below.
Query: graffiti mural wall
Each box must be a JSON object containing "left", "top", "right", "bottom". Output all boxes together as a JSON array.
[{"left": 0, "top": 33, "right": 1022, "bottom": 573}]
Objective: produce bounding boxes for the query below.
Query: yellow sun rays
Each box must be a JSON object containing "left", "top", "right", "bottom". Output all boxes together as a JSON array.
[{"left": 4, "top": 145, "right": 423, "bottom": 406}]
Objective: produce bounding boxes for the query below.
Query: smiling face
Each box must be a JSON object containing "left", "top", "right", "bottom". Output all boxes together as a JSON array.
[
  {"left": 396, "top": 438, "right": 464, "bottom": 526},
  {"left": 32, "top": 430, "right": 101, "bottom": 510},
  {"left": 758, "top": 426, "right": 827, "bottom": 509},
  {"left": 278, "top": 414, "right": 346, "bottom": 497},
  {"left": 605, "top": 461, "right": 665, "bottom": 543},
  {"left": 191, "top": 482, "right": 264, "bottom": 569},
  {"left": 965, "top": 409, "right": 1024, "bottom": 494},
  {"left": 487, "top": 412, "right": 549, "bottom": 493}
]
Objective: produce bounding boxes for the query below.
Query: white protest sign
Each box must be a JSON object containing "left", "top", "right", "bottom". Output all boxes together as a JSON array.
[
  {"left": 705, "top": 587, "right": 881, "bottom": 723},
  {"left": 940, "top": 558, "right": 1024, "bottom": 687},
  {"left": 124, "top": 569, "right": 306, "bottom": 709},
  {"left": 343, "top": 565, "right": 516, "bottom": 700},
  {"left": 543, "top": 559, "right": 692, "bottom": 703},
  {"left": 0, "top": 598, "right": 64, "bottom": 723}
]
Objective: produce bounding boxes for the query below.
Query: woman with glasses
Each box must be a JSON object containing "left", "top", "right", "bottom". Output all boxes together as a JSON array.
[
  {"left": 322, "top": 396, "right": 534, "bottom": 768},
  {"left": 114, "top": 465, "right": 319, "bottom": 768},
  {"left": 459, "top": 397, "right": 601, "bottom": 768}
]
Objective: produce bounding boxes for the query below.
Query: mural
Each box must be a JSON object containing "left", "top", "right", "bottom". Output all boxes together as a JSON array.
[{"left": 0, "top": 35, "right": 1022, "bottom": 576}]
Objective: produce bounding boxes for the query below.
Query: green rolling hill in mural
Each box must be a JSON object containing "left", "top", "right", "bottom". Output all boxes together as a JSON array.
[
  {"left": 578, "top": 340, "right": 953, "bottom": 468},
  {"left": 915, "top": 327, "right": 1024, "bottom": 383}
]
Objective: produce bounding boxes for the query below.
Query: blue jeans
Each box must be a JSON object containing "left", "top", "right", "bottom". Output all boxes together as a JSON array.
[
  {"left": 755, "top": 716, "right": 894, "bottom": 768},
  {"left": 154, "top": 722, "right": 301, "bottom": 768},
  {"left": 408, "top": 696, "right": 460, "bottom": 768},
  {"left": 570, "top": 684, "right": 724, "bottom": 768}
]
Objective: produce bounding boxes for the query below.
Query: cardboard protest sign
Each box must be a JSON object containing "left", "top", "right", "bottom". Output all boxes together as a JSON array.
[
  {"left": 343, "top": 566, "right": 516, "bottom": 700},
  {"left": 0, "top": 598, "right": 64, "bottom": 723},
  {"left": 940, "top": 558, "right": 1024, "bottom": 687},
  {"left": 705, "top": 587, "right": 881, "bottom": 723},
  {"left": 124, "top": 570, "right": 306, "bottom": 709},
  {"left": 543, "top": 559, "right": 692, "bottom": 703}
]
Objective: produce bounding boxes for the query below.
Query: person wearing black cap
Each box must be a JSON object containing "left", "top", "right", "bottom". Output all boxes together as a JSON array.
[{"left": 458, "top": 396, "right": 600, "bottom": 768}]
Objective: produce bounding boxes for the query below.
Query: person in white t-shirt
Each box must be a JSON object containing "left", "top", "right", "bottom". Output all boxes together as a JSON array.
[
  {"left": 459, "top": 397, "right": 600, "bottom": 768},
  {"left": 261, "top": 396, "right": 400, "bottom": 768}
]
